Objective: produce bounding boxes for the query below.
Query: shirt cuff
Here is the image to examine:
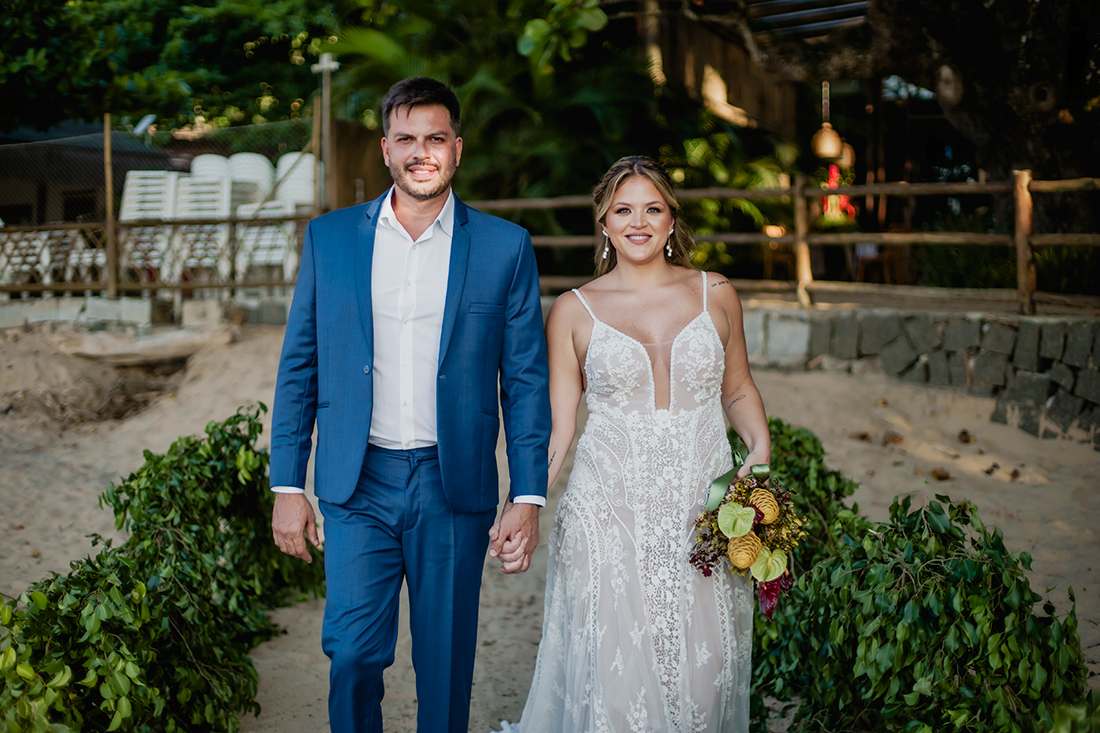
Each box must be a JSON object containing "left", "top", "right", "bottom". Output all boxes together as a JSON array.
[
  {"left": 271, "top": 485, "right": 306, "bottom": 494},
  {"left": 511, "top": 495, "right": 546, "bottom": 507}
]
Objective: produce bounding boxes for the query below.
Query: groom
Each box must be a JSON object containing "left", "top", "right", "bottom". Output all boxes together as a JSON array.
[{"left": 269, "top": 77, "right": 551, "bottom": 733}]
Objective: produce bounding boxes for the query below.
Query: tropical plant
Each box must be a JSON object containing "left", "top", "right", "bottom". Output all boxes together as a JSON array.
[
  {"left": 0, "top": 0, "right": 339, "bottom": 131},
  {"left": 0, "top": 405, "right": 325, "bottom": 732},
  {"left": 758, "top": 495, "right": 1087, "bottom": 732}
]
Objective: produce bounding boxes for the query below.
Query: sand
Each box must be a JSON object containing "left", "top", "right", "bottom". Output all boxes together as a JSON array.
[{"left": 1, "top": 322, "right": 1096, "bottom": 732}]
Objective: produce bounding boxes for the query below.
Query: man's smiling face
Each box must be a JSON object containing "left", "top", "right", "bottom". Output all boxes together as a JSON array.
[{"left": 381, "top": 103, "right": 462, "bottom": 203}]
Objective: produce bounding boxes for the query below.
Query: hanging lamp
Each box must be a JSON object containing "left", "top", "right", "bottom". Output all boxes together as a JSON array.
[{"left": 811, "top": 81, "right": 843, "bottom": 160}]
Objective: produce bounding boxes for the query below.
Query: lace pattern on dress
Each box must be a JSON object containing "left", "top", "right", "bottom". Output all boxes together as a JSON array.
[{"left": 511, "top": 271, "right": 752, "bottom": 733}]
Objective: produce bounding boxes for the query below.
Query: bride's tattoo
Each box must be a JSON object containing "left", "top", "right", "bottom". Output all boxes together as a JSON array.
[
  {"left": 548, "top": 450, "right": 557, "bottom": 469},
  {"left": 725, "top": 394, "right": 745, "bottom": 410},
  {"left": 710, "top": 280, "right": 730, "bottom": 288}
]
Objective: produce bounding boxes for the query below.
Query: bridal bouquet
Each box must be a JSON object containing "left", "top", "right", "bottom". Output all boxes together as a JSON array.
[{"left": 690, "top": 463, "right": 806, "bottom": 619}]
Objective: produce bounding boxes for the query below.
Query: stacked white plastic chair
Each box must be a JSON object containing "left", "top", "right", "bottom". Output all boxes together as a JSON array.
[
  {"left": 0, "top": 226, "right": 51, "bottom": 288},
  {"left": 171, "top": 173, "right": 232, "bottom": 284},
  {"left": 118, "top": 170, "right": 180, "bottom": 283},
  {"left": 229, "top": 152, "right": 275, "bottom": 210},
  {"left": 236, "top": 199, "right": 299, "bottom": 284},
  {"left": 275, "top": 152, "right": 321, "bottom": 211}
]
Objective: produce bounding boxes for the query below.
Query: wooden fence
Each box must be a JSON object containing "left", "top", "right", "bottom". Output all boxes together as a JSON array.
[
  {"left": 2, "top": 172, "right": 1097, "bottom": 314},
  {"left": 472, "top": 172, "right": 1100, "bottom": 314}
]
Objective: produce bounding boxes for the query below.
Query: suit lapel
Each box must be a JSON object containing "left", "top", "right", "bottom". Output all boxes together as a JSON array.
[
  {"left": 438, "top": 197, "right": 471, "bottom": 366},
  {"left": 355, "top": 196, "right": 384, "bottom": 353}
]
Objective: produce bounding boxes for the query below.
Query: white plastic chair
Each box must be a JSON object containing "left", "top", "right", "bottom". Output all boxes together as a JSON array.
[
  {"left": 235, "top": 200, "right": 299, "bottom": 283},
  {"left": 118, "top": 170, "right": 180, "bottom": 282},
  {"left": 170, "top": 176, "right": 232, "bottom": 283},
  {"left": 275, "top": 152, "right": 321, "bottom": 207},
  {"left": 229, "top": 153, "right": 276, "bottom": 211},
  {"left": 190, "top": 154, "right": 232, "bottom": 180}
]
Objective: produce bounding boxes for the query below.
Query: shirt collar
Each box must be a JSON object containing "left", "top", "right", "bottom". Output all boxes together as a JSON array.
[{"left": 379, "top": 186, "right": 455, "bottom": 240}]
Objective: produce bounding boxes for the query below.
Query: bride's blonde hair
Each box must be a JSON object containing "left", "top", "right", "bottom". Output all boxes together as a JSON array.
[{"left": 592, "top": 156, "right": 695, "bottom": 276}]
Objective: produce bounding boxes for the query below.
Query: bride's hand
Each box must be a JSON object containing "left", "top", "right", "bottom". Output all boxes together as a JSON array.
[
  {"left": 488, "top": 522, "right": 531, "bottom": 573},
  {"left": 735, "top": 451, "right": 771, "bottom": 481}
]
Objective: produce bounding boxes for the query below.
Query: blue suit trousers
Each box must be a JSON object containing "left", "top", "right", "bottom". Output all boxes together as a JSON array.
[{"left": 319, "top": 444, "right": 496, "bottom": 733}]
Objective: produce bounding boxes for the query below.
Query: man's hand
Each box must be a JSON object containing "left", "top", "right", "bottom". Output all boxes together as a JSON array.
[
  {"left": 272, "top": 493, "right": 321, "bottom": 562},
  {"left": 488, "top": 501, "right": 540, "bottom": 574}
]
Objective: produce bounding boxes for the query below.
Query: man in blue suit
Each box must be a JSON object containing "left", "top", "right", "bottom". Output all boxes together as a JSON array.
[{"left": 269, "top": 77, "right": 551, "bottom": 733}]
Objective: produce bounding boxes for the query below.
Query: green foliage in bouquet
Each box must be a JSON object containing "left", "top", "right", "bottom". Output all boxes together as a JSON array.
[
  {"left": 765, "top": 495, "right": 1087, "bottom": 732},
  {"left": 0, "top": 405, "right": 325, "bottom": 732}
]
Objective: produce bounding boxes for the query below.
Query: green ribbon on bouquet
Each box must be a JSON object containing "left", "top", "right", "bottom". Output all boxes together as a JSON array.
[{"left": 704, "top": 442, "right": 770, "bottom": 512}]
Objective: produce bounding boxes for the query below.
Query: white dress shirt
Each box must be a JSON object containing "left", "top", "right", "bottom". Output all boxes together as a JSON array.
[
  {"left": 368, "top": 187, "right": 453, "bottom": 450},
  {"left": 272, "top": 188, "right": 544, "bottom": 506}
]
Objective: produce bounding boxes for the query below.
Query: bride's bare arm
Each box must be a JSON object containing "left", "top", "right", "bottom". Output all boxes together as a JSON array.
[
  {"left": 545, "top": 292, "right": 586, "bottom": 490},
  {"left": 709, "top": 273, "right": 771, "bottom": 475},
  {"left": 490, "top": 292, "right": 586, "bottom": 572}
]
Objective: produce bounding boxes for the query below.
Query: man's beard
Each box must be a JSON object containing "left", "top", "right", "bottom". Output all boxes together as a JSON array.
[{"left": 390, "top": 158, "right": 457, "bottom": 201}]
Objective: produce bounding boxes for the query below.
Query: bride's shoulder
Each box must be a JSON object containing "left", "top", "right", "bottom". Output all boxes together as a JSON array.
[
  {"left": 547, "top": 288, "right": 590, "bottom": 327},
  {"left": 701, "top": 270, "right": 739, "bottom": 300}
]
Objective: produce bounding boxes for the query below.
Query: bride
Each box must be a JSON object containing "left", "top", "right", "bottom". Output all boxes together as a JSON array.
[{"left": 491, "top": 156, "right": 770, "bottom": 732}]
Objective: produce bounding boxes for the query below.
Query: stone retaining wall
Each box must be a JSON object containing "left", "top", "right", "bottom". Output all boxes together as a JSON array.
[
  {"left": 745, "top": 307, "right": 1100, "bottom": 448},
  {"left": 5, "top": 295, "right": 1098, "bottom": 448}
]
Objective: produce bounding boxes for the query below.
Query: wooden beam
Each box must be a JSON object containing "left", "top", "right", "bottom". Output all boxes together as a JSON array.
[{"left": 1013, "top": 170, "right": 1036, "bottom": 315}]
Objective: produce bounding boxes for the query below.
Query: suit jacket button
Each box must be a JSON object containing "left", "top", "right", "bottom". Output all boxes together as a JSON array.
[
  {"left": 439, "top": 374, "right": 446, "bottom": 379},
  {"left": 363, "top": 365, "right": 371, "bottom": 374}
]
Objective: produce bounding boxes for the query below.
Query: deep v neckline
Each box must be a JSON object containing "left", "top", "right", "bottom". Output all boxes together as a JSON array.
[{"left": 574, "top": 272, "right": 717, "bottom": 413}]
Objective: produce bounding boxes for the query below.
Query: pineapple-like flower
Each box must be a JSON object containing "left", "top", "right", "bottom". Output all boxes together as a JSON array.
[
  {"left": 749, "top": 488, "right": 780, "bottom": 525},
  {"left": 727, "top": 532, "right": 762, "bottom": 569}
]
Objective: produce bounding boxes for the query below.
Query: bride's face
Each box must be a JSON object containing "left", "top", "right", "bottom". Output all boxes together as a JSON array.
[{"left": 604, "top": 176, "right": 675, "bottom": 266}]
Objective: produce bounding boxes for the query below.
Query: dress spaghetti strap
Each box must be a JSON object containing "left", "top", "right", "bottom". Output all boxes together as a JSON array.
[
  {"left": 571, "top": 288, "right": 599, "bottom": 322},
  {"left": 701, "top": 270, "right": 709, "bottom": 312}
]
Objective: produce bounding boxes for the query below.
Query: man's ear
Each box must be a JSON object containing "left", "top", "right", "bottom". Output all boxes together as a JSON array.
[
  {"left": 380, "top": 135, "right": 390, "bottom": 167},
  {"left": 455, "top": 136, "right": 462, "bottom": 167}
]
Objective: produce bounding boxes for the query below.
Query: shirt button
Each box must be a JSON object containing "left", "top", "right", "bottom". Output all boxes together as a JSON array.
[
  {"left": 405, "top": 280, "right": 411, "bottom": 286},
  {"left": 363, "top": 365, "right": 370, "bottom": 374},
  {"left": 402, "top": 318, "right": 408, "bottom": 325},
  {"left": 403, "top": 360, "right": 409, "bottom": 366},
  {"left": 404, "top": 441, "right": 412, "bottom": 447}
]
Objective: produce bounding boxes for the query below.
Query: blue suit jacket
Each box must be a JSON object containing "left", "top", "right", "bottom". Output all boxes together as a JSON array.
[{"left": 269, "top": 192, "right": 551, "bottom": 512}]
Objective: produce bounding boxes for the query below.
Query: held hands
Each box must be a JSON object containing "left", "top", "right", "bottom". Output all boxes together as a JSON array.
[
  {"left": 272, "top": 493, "right": 321, "bottom": 562},
  {"left": 488, "top": 501, "right": 540, "bottom": 574}
]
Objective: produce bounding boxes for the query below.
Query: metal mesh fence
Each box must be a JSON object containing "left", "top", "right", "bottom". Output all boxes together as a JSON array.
[{"left": 0, "top": 119, "right": 319, "bottom": 297}]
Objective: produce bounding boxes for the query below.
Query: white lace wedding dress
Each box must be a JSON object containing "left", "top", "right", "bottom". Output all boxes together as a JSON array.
[{"left": 502, "top": 271, "right": 752, "bottom": 733}]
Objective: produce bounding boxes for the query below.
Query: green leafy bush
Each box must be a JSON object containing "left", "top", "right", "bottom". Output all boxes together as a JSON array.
[
  {"left": 0, "top": 405, "right": 325, "bottom": 732},
  {"left": 1050, "top": 691, "right": 1100, "bottom": 733},
  {"left": 768, "top": 495, "right": 1087, "bottom": 732},
  {"left": 735, "top": 418, "right": 874, "bottom": 719}
]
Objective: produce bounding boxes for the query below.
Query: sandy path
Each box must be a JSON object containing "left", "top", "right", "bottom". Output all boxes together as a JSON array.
[{"left": 1, "top": 324, "right": 1095, "bottom": 733}]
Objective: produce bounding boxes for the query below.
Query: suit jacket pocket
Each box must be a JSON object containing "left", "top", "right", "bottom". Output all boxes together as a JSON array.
[{"left": 468, "top": 302, "right": 505, "bottom": 314}]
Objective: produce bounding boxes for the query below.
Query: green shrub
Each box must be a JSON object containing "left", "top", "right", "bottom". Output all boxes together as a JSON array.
[
  {"left": 735, "top": 418, "right": 874, "bottom": 723},
  {"left": 1050, "top": 691, "right": 1100, "bottom": 733},
  {"left": 772, "top": 495, "right": 1087, "bottom": 732},
  {"left": 0, "top": 405, "right": 325, "bottom": 732}
]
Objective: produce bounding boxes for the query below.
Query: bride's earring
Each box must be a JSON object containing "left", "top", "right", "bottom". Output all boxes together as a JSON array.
[
  {"left": 602, "top": 234, "right": 610, "bottom": 260},
  {"left": 666, "top": 228, "right": 674, "bottom": 258}
]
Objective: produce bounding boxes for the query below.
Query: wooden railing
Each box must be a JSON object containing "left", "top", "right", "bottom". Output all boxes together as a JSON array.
[
  {"left": 473, "top": 172, "right": 1100, "bottom": 313},
  {"left": 3, "top": 172, "right": 1097, "bottom": 314}
]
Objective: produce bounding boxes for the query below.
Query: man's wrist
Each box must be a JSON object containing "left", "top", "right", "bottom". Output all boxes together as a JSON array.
[{"left": 510, "top": 495, "right": 545, "bottom": 507}]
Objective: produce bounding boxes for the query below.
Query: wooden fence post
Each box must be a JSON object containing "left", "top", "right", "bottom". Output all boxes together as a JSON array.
[
  {"left": 1013, "top": 169, "right": 1035, "bottom": 314},
  {"left": 104, "top": 113, "right": 119, "bottom": 299},
  {"left": 793, "top": 175, "right": 813, "bottom": 308}
]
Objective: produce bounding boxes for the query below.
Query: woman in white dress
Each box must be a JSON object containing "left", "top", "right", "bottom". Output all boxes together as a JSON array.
[{"left": 493, "top": 156, "right": 771, "bottom": 733}]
